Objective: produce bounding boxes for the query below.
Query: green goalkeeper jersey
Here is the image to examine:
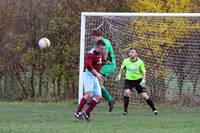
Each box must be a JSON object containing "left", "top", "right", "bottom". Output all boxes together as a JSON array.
[
  {"left": 92, "top": 37, "right": 116, "bottom": 65},
  {"left": 102, "top": 37, "right": 116, "bottom": 65},
  {"left": 121, "top": 58, "right": 146, "bottom": 80}
]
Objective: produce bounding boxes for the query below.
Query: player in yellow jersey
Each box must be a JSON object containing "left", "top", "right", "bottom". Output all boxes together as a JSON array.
[{"left": 116, "top": 48, "right": 159, "bottom": 115}]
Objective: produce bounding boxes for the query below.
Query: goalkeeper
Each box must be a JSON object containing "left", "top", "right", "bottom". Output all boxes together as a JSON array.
[
  {"left": 90, "top": 30, "right": 116, "bottom": 112},
  {"left": 116, "top": 48, "right": 158, "bottom": 115}
]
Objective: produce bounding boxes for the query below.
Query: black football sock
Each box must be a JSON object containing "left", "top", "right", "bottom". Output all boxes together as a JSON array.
[
  {"left": 146, "top": 98, "right": 156, "bottom": 111},
  {"left": 124, "top": 96, "right": 129, "bottom": 112}
]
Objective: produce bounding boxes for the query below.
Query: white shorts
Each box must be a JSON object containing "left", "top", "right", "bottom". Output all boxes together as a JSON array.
[{"left": 83, "top": 69, "right": 102, "bottom": 97}]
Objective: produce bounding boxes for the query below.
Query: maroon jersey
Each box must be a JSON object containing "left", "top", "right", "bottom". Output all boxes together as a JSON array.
[{"left": 85, "top": 48, "right": 102, "bottom": 73}]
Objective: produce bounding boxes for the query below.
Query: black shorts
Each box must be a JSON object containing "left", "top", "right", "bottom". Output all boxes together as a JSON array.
[{"left": 124, "top": 79, "right": 146, "bottom": 94}]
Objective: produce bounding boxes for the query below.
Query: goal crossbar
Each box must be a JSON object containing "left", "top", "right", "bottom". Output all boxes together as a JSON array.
[{"left": 81, "top": 12, "right": 200, "bottom": 17}]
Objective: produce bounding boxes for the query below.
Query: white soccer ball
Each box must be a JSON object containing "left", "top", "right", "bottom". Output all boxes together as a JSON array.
[{"left": 38, "top": 37, "right": 50, "bottom": 49}]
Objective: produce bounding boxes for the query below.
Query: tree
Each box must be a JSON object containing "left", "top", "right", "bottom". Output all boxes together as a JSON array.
[{"left": 124, "top": 0, "right": 198, "bottom": 100}]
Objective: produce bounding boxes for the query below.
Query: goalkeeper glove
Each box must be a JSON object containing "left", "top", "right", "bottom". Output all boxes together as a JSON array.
[
  {"left": 140, "top": 79, "right": 146, "bottom": 88},
  {"left": 115, "top": 74, "right": 121, "bottom": 81}
]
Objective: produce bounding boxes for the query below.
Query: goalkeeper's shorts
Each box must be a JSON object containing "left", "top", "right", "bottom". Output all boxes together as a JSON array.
[
  {"left": 100, "top": 63, "right": 116, "bottom": 76},
  {"left": 124, "top": 79, "right": 146, "bottom": 94}
]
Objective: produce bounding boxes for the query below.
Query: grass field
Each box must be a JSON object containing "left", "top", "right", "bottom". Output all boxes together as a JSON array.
[{"left": 0, "top": 101, "right": 199, "bottom": 133}]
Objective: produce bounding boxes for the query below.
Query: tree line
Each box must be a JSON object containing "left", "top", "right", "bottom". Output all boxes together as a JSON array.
[{"left": 0, "top": 0, "right": 199, "bottom": 101}]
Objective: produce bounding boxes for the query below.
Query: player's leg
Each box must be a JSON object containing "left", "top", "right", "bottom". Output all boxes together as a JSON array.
[
  {"left": 101, "top": 82, "right": 112, "bottom": 102},
  {"left": 100, "top": 63, "right": 116, "bottom": 112},
  {"left": 84, "top": 76, "right": 102, "bottom": 121},
  {"left": 75, "top": 91, "right": 92, "bottom": 120},
  {"left": 75, "top": 71, "right": 93, "bottom": 120},
  {"left": 123, "top": 80, "right": 132, "bottom": 115},
  {"left": 135, "top": 79, "right": 158, "bottom": 115},
  {"left": 100, "top": 64, "right": 115, "bottom": 103},
  {"left": 123, "top": 89, "right": 131, "bottom": 115},
  {"left": 141, "top": 92, "right": 158, "bottom": 115},
  {"left": 101, "top": 84, "right": 115, "bottom": 112}
]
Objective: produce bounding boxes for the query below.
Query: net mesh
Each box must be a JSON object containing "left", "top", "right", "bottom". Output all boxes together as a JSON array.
[{"left": 83, "top": 15, "right": 200, "bottom": 106}]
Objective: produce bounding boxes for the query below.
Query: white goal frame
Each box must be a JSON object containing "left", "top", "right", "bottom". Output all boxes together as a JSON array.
[{"left": 78, "top": 12, "right": 200, "bottom": 104}]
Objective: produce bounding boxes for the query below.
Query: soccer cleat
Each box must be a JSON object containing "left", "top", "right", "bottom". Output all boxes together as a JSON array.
[
  {"left": 83, "top": 111, "right": 90, "bottom": 121},
  {"left": 108, "top": 99, "right": 115, "bottom": 112},
  {"left": 74, "top": 112, "right": 83, "bottom": 120},
  {"left": 153, "top": 110, "right": 159, "bottom": 115},
  {"left": 123, "top": 111, "right": 128, "bottom": 115}
]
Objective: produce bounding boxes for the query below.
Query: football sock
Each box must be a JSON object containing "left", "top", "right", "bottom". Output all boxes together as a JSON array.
[
  {"left": 86, "top": 99, "right": 97, "bottom": 114},
  {"left": 102, "top": 87, "right": 112, "bottom": 102},
  {"left": 146, "top": 98, "right": 156, "bottom": 111},
  {"left": 124, "top": 96, "right": 129, "bottom": 112},
  {"left": 76, "top": 97, "right": 87, "bottom": 112}
]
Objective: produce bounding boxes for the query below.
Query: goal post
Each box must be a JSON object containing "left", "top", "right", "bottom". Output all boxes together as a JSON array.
[
  {"left": 79, "top": 12, "right": 200, "bottom": 105},
  {"left": 78, "top": 13, "right": 86, "bottom": 104}
]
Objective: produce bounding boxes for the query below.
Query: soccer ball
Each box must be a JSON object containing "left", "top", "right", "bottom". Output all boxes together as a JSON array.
[{"left": 38, "top": 37, "right": 50, "bottom": 49}]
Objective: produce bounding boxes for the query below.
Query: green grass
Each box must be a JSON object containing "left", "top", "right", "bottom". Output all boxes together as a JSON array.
[{"left": 0, "top": 101, "right": 199, "bottom": 133}]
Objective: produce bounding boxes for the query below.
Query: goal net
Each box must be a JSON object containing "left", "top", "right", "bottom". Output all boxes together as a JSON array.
[{"left": 79, "top": 13, "right": 200, "bottom": 106}]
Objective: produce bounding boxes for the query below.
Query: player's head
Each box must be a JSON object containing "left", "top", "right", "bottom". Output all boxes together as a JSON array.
[
  {"left": 90, "top": 30, "right": 102, "bottom": 42},
  {"left": 128, "top": 48, "right": 137, "bottom": 60},
  {"left": 95, "top": 40, "right": 105, "bottom": 54}
]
